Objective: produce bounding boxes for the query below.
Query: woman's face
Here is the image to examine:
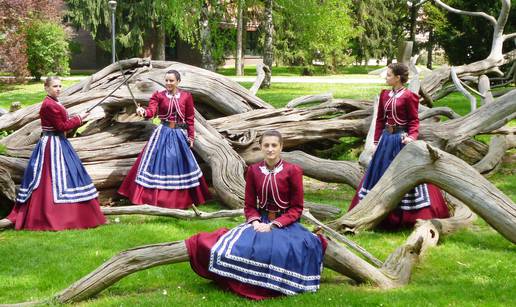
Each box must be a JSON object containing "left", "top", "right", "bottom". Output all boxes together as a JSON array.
[
  {"left": 385, "top": 68, "right": 401, "bottom": 87},
  {"left": 260, "top": 135, "right": 282, "bottom": 162},
  {"left": 45, "top": 79, "right": 62, "bottom": 98},
  {"left": 165, "top": 73, "right": 180, "bottom": 92}
]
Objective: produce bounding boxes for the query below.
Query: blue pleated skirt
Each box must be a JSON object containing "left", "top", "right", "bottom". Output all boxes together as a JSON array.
[
  {"left": 208, "top": 214, "right": 324, "bottom": 295},
  {"left": 17, "top": 134, "right": 98, "bottom": 204},
  {"left": 135, "top": 124, "right": 203, "bottom": 190},
  {"left": 359, "top": 130, "right": 431, "bottom": 210}
]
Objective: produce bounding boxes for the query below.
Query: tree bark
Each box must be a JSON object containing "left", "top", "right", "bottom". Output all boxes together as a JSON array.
[
  {"left": 236, "top": 0, "right": 245, "bottom": 76},
  {"left": 330, "top": 141, "right": 516, "bottom": 244},
  {"left": 261, "top": 0, "right": 273, "bottom": 88},
  {"left": 142, "top": 25, "right": 165, "bottom": 60},
  {"left": 200, "top": 1, "right": 216, "bottom": 72}
]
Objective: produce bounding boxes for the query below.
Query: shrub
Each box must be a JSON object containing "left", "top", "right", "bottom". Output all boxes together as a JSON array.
[{"left": 25, "top": 20, "right": 70, "bottom": 80}]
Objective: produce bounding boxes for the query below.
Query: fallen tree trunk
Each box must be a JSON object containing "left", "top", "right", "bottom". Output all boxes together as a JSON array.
[
  {"left": 330, "top": 141, "right": 516, "bottom": 244},
  {"left": 5, "top": 235, "right": 424, "bottom": 305}
]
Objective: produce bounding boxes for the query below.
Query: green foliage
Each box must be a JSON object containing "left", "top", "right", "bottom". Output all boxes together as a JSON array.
[
  {"left": 65, "top": 0, "right": 202, "bottom": 57},
  {"left": 273, "top": 0, "right": 355, "bottom": 71},
  {"left": 25, "top": 20, "right": 70, "bottom": 80},
  {"left": 350, "top": 0, "right": 408, "bottom": 65}
]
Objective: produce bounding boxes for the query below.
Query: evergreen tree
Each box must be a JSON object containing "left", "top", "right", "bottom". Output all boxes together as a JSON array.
[{"left": 350, "top": 0, "right": 406, "bottom": 66}]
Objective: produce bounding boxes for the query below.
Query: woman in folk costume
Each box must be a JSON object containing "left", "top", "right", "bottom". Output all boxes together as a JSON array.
[
  {"left": 187, "top": 130, "right": 327, "bottom": 299},
  {"left": 4, "top": 77, "right": 105, "bottom": 231},
  {"left": 118, "top": 70, "right": 210, "bottom": 209},
  {"left": 348, "top": 63, "right": 449, "bottom": 229}
]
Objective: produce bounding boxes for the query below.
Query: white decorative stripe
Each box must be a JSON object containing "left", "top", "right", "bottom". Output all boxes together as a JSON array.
[
  {"left": 15, "top": 137, "right": 48, "bottom": 203},
  {"left": 359, "top": 183, "right": 430, "bottom": 210},
  {"left": 135, "top": 125, "right": 202, "bottom": 189},
  {"left": 50, "top": 135, "right": 98, "bottom": 203},
  {"left": 384, "top": 89, "right": 407, "bottom": 126},
  {"left": 272, "top": 172, "right": 289, "bottom": 206},
  {"left": 209, "top": 224, "right": 321, "bottom": 295},
  {"left": 219, "top": 226, "right": 321, "bottom": 281},
  {"left": 258, "top": 161, "right": 288, "bottom": 208}
]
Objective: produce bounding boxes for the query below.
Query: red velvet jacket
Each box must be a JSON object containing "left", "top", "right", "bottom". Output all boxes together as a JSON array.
[
  {"left": 144, "top": 89, "right": 195, "bottom": 141},
  {"left": 40, "top": 96, "right": 82, "bottom": 132},
  {"left": 374, "top": 88, "right": 420, "bottom": 144},
  {"left": 244, "top": 160, "right": 304, "bottom": 228}
]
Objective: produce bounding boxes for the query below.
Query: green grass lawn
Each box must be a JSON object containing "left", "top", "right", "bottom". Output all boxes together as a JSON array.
[
  {"left": 0, "top": 80, "right": 76, "bottom": 109},
  {"left": 0, "top": 79, "right": 515, "bottom": 306}
]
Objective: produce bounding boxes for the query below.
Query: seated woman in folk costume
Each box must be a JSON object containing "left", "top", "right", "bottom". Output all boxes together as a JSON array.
[
  {"left": 187, "top": 130, "right": 327, "bottom": 299},
  {"left": 3, "top": 76, "right": 105, "bottom": 231},
  {"left": 118, "top": 69, "right": 210, "bottom": 209},
  {"left": 348, "top": 63, "right": 449, "bottom": 229}
]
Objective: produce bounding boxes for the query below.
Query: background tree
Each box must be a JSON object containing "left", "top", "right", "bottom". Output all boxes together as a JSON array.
[
  {"left": 235, "top": 0, "right": 245, "bottom": 76},
  {"left": 65, "top": 0, "right": 201, "bottom": 60},
  {"left": 0, "top": 0, "right": 66, "bottom": 82},
  {"left": 350, "top": 0, "right": 406, "bottom": 66},
  {"left": 261, "top": 0, "right": 273, "bottom": 88},
  {"left": 273, "top": 0, "right": 354, "bottom": 72},
  {"left": 431, "top": 0, "right": 516, "bottom": 65}
]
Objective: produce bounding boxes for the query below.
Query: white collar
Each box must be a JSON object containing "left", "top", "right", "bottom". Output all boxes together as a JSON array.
[
  {"left": 165, "top": 91, "right": 181, "bottom": 99},
  {"left": 259, "top": 161, "right": 284, "bottom": 175},
  {"left": 388, "top": 88, "right": 405, "bottom": 98}
]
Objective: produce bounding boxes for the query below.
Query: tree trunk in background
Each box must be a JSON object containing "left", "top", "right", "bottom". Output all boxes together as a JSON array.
[
  {"left": 427, "top": 28, "right": 433, "bottom": 69},
  {"left": 261, "top": 0, "right": 273, "bottom": 88},
  {"left": 409, "top": 3, "right": 417, "bottom": 55},
  {"left": 142, "top": 24, "right": 165, "bottom": 60},
  {"left": 236, "top": 0, "right": 244, "bottom": 76},
  {"left": 200, "top": 1, "right": 216, "bottom": 72}
]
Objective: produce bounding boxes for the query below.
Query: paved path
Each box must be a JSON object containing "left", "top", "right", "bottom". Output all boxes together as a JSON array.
[{"left": 227, "top": 76, "right": 385, "bottom": 84}]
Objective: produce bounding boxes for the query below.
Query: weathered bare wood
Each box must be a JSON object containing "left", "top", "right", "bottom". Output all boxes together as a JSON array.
[
  {"left": 423, "top": 0, "right": 514, "bottom": 96},
  {"left": 282, "top": 150, "right": 362, "bottom": 189},
  {"left": 0, "top": 165, "right": 16, "bottom": 202},
  {"left": 408, "top": 55, "right": 421, "bottom": 93},
  {"left": 304, "top": 202, "right": 341, "bottom": 220},
  {"left": 286, "top": 92, "right": 333, "bottom": 109},
  {"left": 303, "top": 210, "right": 383, "bottom": 267},
  {"left": 193, "top": 111, "right": 247, "bottom": 209},
  {"left": 330, "top": 141, "right": 516, "bottom": 244},
  {"left": 451, "top": 66, "right": 477, "bottom": 111},
  {"left": 478, "top": 75, "right": 494, "bottom": 105},
  {"left": 102, "top": 205, "right": 243, "bottom": 219},
  {"left": 0, "top": 218, "right": 13, "bottom": 229},
  {"left": 419, "top": 107, "right": 461, "bottom": 121},
  {"left": 419, "top": 89, "right": 516, "bottom": 152},
  {"left": 473, "top": 135, "right": 508, "bottom": 174},
  {"left": 423, "top": 51, "right": 516, "bottom": 99},
  {"left": 249, "top": 63, "right": 267, "bottom": 95},
  {"left": 358, "top": 95, "right": 380, "bottom": 168}
]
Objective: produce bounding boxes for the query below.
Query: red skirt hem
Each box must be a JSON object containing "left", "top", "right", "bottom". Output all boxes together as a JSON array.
[
  {"left": 118, "top": 153, "right": 211, "bottom": 209},
  {"left": 7, "top": 145, "right": 105, "bottom": 231},
  {"left": 349, "top": 181, "right": 450, "bottom": 229},
  {"left": 186, "top": 227, "right": 327, "bottom": 300}
]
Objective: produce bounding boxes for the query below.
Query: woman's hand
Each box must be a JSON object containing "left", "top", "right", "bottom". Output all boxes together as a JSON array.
[
  {"left": 136, "top": 107, "right": 146, "bottom": 117},
  {"left": 79, "top": 111, "right": 90, "bottom": 121},
  {"left": 252, "top": 221, "right": 272, "bottom": 232},
  {"left": 401, "top": 133, "right": 413, "bottom": 145},
  {"left": 189, "top": 139, "right": 194, "bottom": 148}
]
